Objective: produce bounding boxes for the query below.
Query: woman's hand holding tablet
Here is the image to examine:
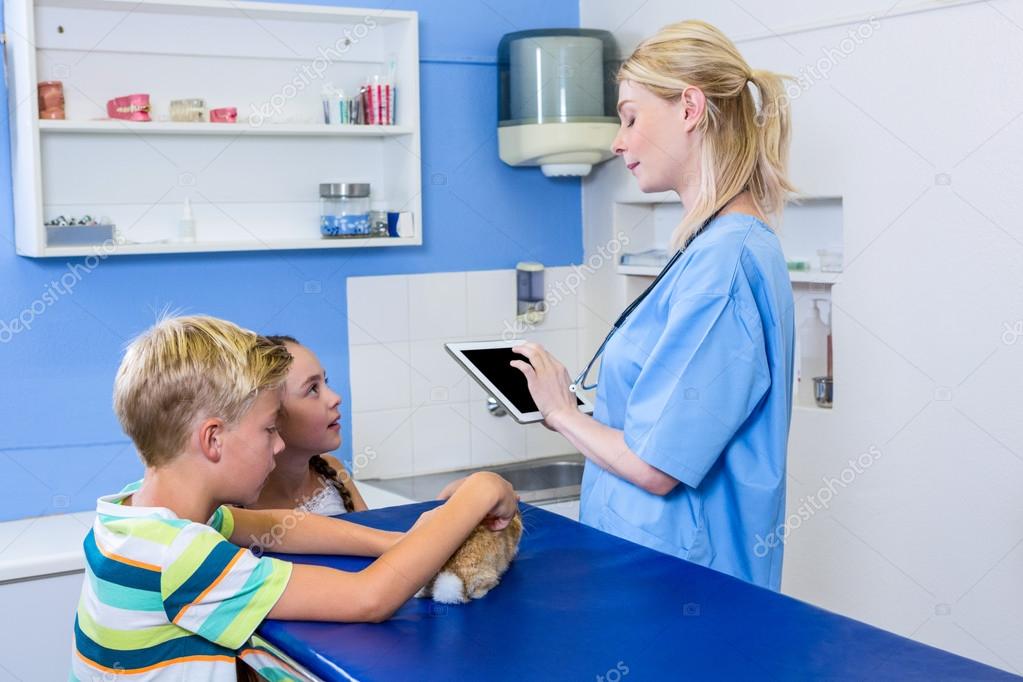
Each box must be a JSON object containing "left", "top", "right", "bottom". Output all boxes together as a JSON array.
[{"left": 445, "top": 339, "right": 593, "bottom": 424}]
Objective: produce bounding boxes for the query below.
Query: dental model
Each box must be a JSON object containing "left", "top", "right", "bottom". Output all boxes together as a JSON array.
[
  {"left": 106, "top": 94, "right": 151, "bottom": 121},
  {"left": 209, "top": 107, "right": 237, "bottom": 123}
]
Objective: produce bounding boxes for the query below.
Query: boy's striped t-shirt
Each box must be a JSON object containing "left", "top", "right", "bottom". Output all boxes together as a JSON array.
[{"left": 70, "top": 481, "right": 293, "bottom": 681}]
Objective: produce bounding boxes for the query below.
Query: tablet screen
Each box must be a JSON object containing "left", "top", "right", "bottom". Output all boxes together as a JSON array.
[{"left": 461, "top": 347, "right": 584, "bottom": 413}]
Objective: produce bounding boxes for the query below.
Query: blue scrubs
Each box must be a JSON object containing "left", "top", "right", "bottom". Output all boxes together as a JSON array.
[{"left": 579, "top": 213, "right": 795, "bottom": 590}]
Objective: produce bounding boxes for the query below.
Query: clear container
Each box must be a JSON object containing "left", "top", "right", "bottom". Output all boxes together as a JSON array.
[
  {"left": 320, "top": 183, "right": 371, "bottom": 237},
  {"left": 817, "top": 247, "right": 844, "bottom": 273},
  {"left": 368, "top": 200, "right": 389, "bottom": 238}
]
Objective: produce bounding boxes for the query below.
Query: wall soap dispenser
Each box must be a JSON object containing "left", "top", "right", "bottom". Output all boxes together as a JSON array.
[{"left": 516, "top": 261, "right": 546, "bottom": 325}]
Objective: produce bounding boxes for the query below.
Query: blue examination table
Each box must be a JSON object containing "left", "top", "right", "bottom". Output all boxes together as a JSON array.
[{"left": 255, "top": 502, "right": 1016, "bottom": 681}]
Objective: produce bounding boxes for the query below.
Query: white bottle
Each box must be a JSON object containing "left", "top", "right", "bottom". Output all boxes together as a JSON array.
[{"left": 179, "top": 197, "right": 197, "bottom": 242}]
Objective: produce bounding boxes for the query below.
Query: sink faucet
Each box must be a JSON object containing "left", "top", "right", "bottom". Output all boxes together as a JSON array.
[{"left": 486, "top": 395, "right": 507, "bottom": 417}]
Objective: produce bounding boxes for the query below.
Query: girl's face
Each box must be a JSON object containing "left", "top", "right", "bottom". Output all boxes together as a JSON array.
[
  {"left": 611, "top": 80, "right": 703, "bottom": 194},
  {"left": 277, "top": 343, "right": 342, "bottom": 455}
]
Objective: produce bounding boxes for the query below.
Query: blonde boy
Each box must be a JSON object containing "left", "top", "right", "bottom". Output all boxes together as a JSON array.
[{"left": 71, "top": 315, "right": 517, "bottom": 681}]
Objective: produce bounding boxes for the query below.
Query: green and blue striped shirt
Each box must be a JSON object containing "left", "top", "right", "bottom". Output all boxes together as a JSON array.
[{"left": 70, "top": 481, "right": 293, "bottom": 681}]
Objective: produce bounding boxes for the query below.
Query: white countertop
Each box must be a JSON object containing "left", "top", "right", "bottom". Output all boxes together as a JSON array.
[
  {"left": 0, "top": 510, "right": 97, "bottom": 582},
  {"left": 0, "top": 483, "right": 415, "bottom": 583}
]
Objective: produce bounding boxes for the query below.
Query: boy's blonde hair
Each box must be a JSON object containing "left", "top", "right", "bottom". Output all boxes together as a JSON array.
[
  {"left": 619, "top": 20, "right": 796, "bottom": 249},
  {"left": 114, "top": 315, "right": 293, "bottom": 467}
]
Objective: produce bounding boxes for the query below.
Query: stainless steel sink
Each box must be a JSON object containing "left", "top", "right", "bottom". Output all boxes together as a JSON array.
[
  {"left": 364, "top": 454, "right": 585, "bottom": 504},
  {"left": 497, "top": 461, "right": 584, "bottom": 492}
]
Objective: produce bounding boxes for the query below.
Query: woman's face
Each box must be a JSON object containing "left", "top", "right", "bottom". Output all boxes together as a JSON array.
[
  {"left": 611, "top": 80, "right": 702, "bottom": 194},
  {"left": 277, "top": 343, "right": 342, "bottom": 455}
]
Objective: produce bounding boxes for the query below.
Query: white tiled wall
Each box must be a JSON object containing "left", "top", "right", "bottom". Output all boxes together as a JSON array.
[{"left": 347, "top": 268, "right": 584, "bottom": 480}]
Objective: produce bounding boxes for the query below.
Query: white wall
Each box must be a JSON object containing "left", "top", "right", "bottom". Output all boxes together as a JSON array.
[
  {"left": 580, "top": 0, "right": 1023, "bottom": 673},
  {"left": 346, "top": 268, "right": 584, "bottom": 480}
]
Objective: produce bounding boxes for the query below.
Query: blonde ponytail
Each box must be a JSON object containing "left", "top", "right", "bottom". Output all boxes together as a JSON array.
[
  {"left": 618, "top": 21, "right": 797, "bottom": 250},
  {"left": 748, "top": 69, "right": 793, "bottom": 223}
]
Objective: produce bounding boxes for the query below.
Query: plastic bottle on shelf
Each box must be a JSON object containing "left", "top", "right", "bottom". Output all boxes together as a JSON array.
[
  {"left": 335, "top": 88, "right": 347, "bottom": 125},
  {"left": 179, "top": 198, "right": 196, "bottom": 242},
  {"left": 321, "top": 83, "right": 335, "bottom": 124}
]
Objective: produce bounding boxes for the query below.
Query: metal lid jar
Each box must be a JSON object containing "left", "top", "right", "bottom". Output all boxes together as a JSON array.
[{"left": 320, "top": 182, "right": 371, "bottom": 237}]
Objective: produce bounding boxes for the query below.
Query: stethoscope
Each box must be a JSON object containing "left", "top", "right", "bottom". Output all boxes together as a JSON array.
[{"left": 570, "top": 200, "right": 736, "bottom": 394}]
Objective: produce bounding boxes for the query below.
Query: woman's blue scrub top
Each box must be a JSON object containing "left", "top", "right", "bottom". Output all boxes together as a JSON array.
[{"left": 580, "top": 213, "right": 795, "bottom": 590}]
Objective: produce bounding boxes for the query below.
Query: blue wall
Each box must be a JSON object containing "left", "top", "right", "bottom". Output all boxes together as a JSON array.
[{"left": 0, "top": 0, "right": 582, "bottom": 522}]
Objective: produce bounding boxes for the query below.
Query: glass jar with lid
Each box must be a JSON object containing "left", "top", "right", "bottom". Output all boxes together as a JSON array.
[{"left": 320, "top": 183, "right": 371, "bottom": 237}]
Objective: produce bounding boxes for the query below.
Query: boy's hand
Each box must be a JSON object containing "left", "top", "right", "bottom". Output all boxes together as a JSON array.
[
  {"left": 270, "top": 474, "right": 520, "bottom": 623},
  {"left": 438, "top": 473, "right": 520, "bottom": 530},
  {"left": 471, "top": 472, "right": 518, "bottom": 531}
]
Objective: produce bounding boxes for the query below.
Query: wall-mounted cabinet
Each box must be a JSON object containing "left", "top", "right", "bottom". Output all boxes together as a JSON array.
[
  {"left": 613, "top": 196, "right": 844, "bottom": 410},
  {"left": 4, "top": 0, "right": 423, "bottom": 256}
]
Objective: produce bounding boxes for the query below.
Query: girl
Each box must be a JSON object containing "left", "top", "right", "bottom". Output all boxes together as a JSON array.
[
  {"left": 248, "top": 335, "right": 368, "bottom": 515},
  {"left": 509, "top": 20, "right": 796, "bottom": 590}
]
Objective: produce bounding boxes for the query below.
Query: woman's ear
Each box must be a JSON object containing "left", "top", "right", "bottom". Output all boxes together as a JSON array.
[
  {"left": 198, "top": 418, "right": 225, "bottom": 463},
  {"left": 680, "top": 85, "right": 706, "bottom": 132}
]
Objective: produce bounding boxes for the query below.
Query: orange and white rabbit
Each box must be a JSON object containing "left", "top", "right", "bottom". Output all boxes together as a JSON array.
[{"left": 416, "top": 512, "right": 523, "bottom": 604}]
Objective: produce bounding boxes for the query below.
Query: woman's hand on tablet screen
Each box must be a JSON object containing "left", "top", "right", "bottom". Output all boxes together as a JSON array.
[{"left": 511, "top": 342, "right": 578, "bottom": 431}]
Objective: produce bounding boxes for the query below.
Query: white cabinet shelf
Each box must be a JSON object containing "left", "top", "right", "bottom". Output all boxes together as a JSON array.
[
  {"left": 788, "top": 270, "right": 840, "bottom": 285},
  {"left": 43, "top": 235, "right": 420, "bottom": 257},
  {"left": 38, "top": 120, "right": 415, "bottom": 137},
  {"left": 617, "top": 262, "right": 841, "bottom": 285},
  {"left": 616, "top": 263, "right": 663, "bottom": 277},
  {"left": 5, "top": 0, "right": 423, "bottom": 257}
]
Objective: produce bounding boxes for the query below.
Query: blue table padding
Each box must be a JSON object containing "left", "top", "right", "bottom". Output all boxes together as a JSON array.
[{"left": 257, "top": 502, "right": 1015, "bottom": 681}]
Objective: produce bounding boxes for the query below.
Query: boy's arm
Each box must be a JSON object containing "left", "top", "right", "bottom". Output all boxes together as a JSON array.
[
  {"left": 227, "top": 507, "right": 401, "bottom": 557},
  {"left": 267, "top": 471, "right": 517, "bottom": 623}
]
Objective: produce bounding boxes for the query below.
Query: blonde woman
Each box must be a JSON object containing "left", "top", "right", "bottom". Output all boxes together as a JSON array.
[{"left": 511, "top": 20, "right": 796, "bottom": 590}]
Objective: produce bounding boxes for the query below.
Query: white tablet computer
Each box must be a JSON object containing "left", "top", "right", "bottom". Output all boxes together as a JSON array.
[{"left": 445, "top": 339, "right": 594, "bottom": 424}]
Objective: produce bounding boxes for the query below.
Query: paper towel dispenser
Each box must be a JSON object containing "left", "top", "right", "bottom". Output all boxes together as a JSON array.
[{"left": 498, "top": 29, "right": 620, "bottom": 177}]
